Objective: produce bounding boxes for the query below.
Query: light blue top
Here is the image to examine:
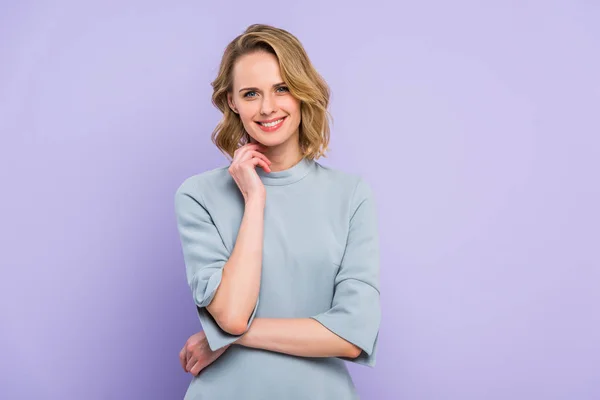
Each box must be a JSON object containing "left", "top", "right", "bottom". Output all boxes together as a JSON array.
[{"left": 174, "top": 157, "right": 381, "bottom": 399}]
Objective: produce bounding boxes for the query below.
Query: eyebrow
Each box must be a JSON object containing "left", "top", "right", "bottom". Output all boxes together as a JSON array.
[{"left": 238, "top": 82, "right": 286, "bottom": 93}]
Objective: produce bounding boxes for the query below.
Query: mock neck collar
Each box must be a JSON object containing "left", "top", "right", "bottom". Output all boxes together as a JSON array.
[{"left": 256, "top": 156, "right": 314, "bottom": 186}]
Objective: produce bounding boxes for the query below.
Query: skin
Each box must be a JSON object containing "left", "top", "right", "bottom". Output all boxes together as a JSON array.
[
  {"left": 227, "top": 50, "right": 305, "bottom": 173},
  {"left": 180, "top": 51, "right": 361, "bottom": 377}
]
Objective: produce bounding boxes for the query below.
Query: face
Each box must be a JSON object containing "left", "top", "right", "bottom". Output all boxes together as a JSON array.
[{"left": 227, "top": 51, "right": 301, "bottom": 149}]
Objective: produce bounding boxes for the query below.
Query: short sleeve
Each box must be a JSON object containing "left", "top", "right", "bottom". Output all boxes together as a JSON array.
[
  {"left": 310, "top": 178, "right": 381, "bottom": 367},
  {"left": 174, "top": 183, "right": 259, "bottom": 351}
]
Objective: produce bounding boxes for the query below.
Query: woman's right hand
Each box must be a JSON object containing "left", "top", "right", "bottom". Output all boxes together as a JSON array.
[
  {"left": 228, "top": 143, "right": 272, "bottom": 204},
  {"left": 179, "top": 330, "right": 229, "bottom": 376}
]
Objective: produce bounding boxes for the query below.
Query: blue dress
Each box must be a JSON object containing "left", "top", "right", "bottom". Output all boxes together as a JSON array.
[{"left": 174, "top": 157, "right": 381, "bottom": 399}]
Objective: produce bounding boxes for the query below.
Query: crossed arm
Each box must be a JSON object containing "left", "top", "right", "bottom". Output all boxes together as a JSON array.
[
  {"left": 236, "top": 318, "right": 361, "bottom": 358},
  {"left": 175, "top": 177, "right": 380, "bottom": 373},
  {"left": 193, "top": 197, "right": 360, "bottom": 359}
]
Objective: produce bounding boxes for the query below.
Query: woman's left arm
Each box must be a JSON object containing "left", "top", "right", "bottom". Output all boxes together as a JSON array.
[
  {"left": 237, "top": 177, "right": 380, "bottom": 363},
  {"left": 182, "top": 177, "right": 380, "bottom": 373},
  {"left": 180, "top": 317, "right": 360, "bottom": 376},
  {"left": 235, "top": 317, "right": 362, "bottom": 359}
]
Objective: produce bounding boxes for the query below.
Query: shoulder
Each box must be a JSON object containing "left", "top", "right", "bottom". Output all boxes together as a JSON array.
[
  {"left": 314, "top": 162, "right": 375, "bottom": 202},
  {"left": 175, "top": 165, "right": 232, "bottom": 204}
]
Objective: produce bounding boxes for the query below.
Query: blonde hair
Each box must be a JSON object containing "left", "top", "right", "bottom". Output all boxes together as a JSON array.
[{"left": 210, "top": 24, "right": 332, "bottom": 160}]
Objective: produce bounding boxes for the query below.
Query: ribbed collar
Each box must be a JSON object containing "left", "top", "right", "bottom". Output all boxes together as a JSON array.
[{"left": 256, "top": 156, "right": 315, "bottom": 186}]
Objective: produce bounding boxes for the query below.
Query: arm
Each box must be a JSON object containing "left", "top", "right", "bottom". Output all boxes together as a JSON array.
[
  {"left": 174, "top": 143, "right": 271, "bottom": 349},
  {"left": 237, "top": 177, "right": 381, "bottom": 366},
  {"left": 235, "top": 318, "right": 362, "bottom": 359},
  {"left": 174, "top": 184, "right": 264, "bottom": 350},
  {"left": 309, "top": 178, "right": 381, "bottom": 367},
  {"left": 206, "top": 197, "right": 264, "bottom": 335}
]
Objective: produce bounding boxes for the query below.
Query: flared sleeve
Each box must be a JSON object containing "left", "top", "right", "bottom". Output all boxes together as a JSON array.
[
  {"left": 311, "top": 178, "right": 381, "bottom": 367},
  {"left": 174, "top": 183, "right": 259, "bottom": 351}
]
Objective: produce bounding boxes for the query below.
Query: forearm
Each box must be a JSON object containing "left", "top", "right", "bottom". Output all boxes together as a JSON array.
[
  {"left": 207, "top": 197, "right": 264, "bottom": 334},
  {"left": 235, "top": 318, "right": 362, "bottom": 359}
]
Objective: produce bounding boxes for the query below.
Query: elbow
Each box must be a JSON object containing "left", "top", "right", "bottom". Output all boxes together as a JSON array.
[
  {"left": 214, "top": 312, "right": 249, "bottom": 336},
  {"left": 221, "top": 319, "right": 248, "bottom": 336},
  {"left": 207, "top": 300, "right": 252, "bottom": 336},
  {"left": 344, "top": 343, "right": 363, "bottom": 359}
]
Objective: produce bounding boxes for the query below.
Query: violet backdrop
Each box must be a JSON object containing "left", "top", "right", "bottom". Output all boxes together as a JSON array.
[{"left": 1, "top": 1, "right": 599, "bottom": 399}]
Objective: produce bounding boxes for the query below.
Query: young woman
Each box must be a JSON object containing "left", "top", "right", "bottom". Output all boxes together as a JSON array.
[{"left": 174, "top": 24, "right": 381, "bottom": 399}]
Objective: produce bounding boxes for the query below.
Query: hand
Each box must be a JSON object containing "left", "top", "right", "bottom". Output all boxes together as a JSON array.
[
  {"left": 179, "top": 331, "right": 229, "bottom": 376},
  {"left": 228, "top": 143, "right": 272, "bottom": 203}
]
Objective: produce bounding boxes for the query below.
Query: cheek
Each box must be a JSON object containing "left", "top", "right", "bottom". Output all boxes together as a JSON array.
[
  {"left": 281, "top": 98, "right": 301, "bottom": 116},
  {"left": 238, "top": 107, "right": 256, "bottom": 123}
]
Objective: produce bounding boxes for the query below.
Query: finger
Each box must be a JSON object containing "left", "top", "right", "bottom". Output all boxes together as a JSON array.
[
  {"left": 247, "top": 157, "right": 271, "bottom": 173},
  {"left": 251, "top": 150, "right": 271, "bottom": 164},
  {"left": 189, "top": 361, "right": 203, "bottom": 377},
  {"left": 246, "top": 140, "right": 266, "bottom": 149},
  {"left": 186, "top": 356, "right": 197, "bottom": 372},
  {"left": 233, "top": 146, "right": 268, "bottom": 168},
  {"left": 179, "top": 347, "right": 187, "bottom": 371},
  {"left": 238, "top": 150, "right": 271, "bottom": 165},
  {"left": 252, "top": 143, "right": 268, "bottom": 152},
  {"left": 233, "top": 143, "right": 264, "bottom": 162}
]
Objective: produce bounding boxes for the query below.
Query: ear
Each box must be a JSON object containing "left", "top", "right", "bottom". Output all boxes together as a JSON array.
[{"left": 227, "top": 92, "right": 237, "bottom": 113}]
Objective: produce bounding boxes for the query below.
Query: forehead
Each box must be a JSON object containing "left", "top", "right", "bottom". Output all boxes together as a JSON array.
[{"left": 232, "top": 51, "right": 283, "bottom": 89}]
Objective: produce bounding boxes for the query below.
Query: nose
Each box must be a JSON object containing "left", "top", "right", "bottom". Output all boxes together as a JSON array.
[{"left": 260, "top": 93, "right": 277, "bottom": 116}]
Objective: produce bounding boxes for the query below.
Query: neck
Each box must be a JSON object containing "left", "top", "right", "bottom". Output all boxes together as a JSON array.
[{"left": 262, "top": 133, "right": 304, "bottom": 172}]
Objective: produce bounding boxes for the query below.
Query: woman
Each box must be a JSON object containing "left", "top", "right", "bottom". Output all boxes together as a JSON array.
[{"left": 174, "top": 24, "right": 381, "bottom": 399}]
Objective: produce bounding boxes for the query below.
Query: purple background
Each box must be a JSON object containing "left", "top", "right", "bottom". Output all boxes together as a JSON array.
[{"left": 1, "top": 1, "right": 599, "bottom": 399}]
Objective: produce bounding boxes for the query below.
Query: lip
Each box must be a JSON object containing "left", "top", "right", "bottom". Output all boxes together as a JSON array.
[
  {"left": 255, "top": 116, "right": 286, "bottom": 132},
  {"left": 256, "top": 116, "right": 287, "bottom": 124}
]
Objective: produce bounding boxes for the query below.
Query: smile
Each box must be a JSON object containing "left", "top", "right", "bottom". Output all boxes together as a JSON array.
[{"left": 255, "top": 117, "right": 286, "bottom": 132}]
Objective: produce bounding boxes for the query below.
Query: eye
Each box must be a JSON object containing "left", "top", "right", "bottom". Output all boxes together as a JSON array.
[
  {"left": 243, "top": 91, "right": 257, "bottom": 98},
  {"left": 276, "top": 86, "right": 289, "bottom": 93}
]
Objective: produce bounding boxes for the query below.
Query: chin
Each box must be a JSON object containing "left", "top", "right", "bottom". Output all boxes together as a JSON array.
[
  {"left": 250, "top": 128, "right": 299, "bottom": 148},
  {"left": 253, "top": 134, "right": 288, "bottom": 147}
]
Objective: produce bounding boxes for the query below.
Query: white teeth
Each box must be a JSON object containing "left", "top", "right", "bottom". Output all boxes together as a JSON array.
[{"left": 260, "top": 118, "right": 283, "bottom": 127}]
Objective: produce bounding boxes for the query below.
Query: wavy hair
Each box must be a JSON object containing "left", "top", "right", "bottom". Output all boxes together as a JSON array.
[{"left": 210, "top": 24, "right": 332, "bottom": 160}]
